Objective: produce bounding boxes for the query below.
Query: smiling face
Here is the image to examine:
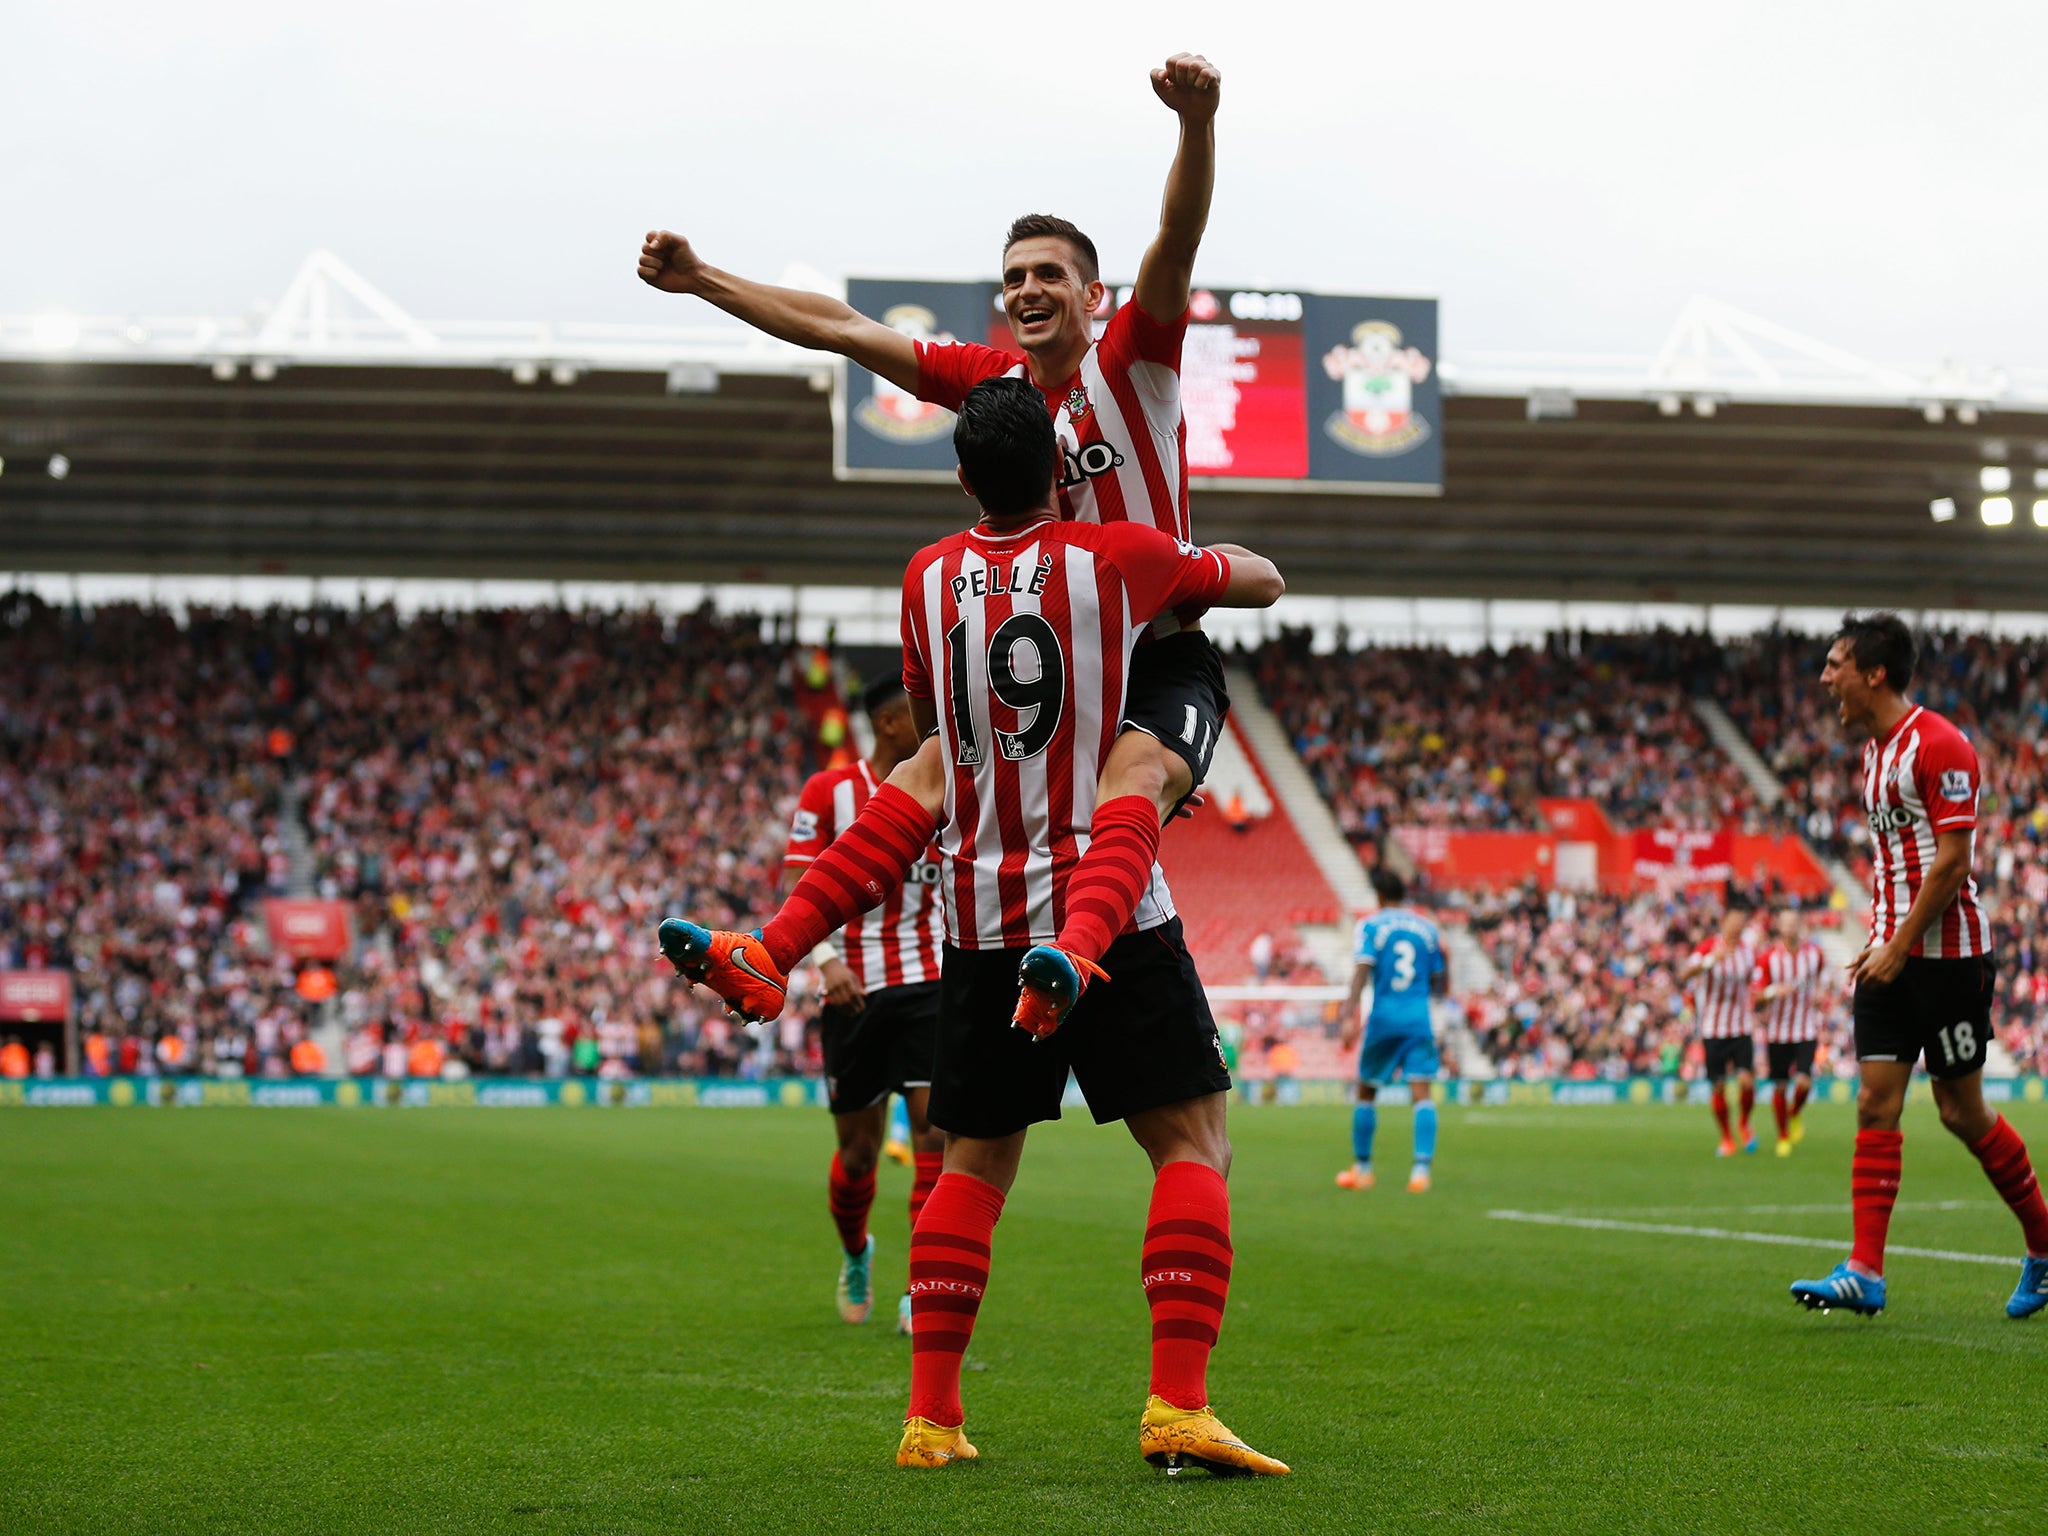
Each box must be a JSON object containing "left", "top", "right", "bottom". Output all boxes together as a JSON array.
[
  {"left": 1000, "top": 236, "right": 1104, "bottom": 368},
  {"left": 1821, "top": 636, "right": 1883, "bottom": 736}
]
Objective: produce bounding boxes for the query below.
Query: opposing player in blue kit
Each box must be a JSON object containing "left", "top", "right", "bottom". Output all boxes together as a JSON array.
[{"left": 1337, "top": 871, "right": 1448, "bottom": 1194}]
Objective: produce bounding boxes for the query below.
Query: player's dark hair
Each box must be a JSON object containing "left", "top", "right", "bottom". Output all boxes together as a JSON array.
[
  {"left": 860, "top": 670, "right": 906, "bottom": 718},
  {"left": 954, "top": 378, "right": 1059, "bottom": 519},
  {"left": 1835, "top": 611, "right": 1916, "bottom": 692},
  {"left": 1003, "top": 214, "right": 1100, "bottom": 286},
  {"left": 1371, "top": 868, "right": 1407, "bottom": 905}
]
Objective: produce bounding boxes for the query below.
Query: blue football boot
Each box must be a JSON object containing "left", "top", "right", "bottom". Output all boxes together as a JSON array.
[
  {"left": 1791, "top": 1261, "right": 1886, "bottom": 1316},
  {"left": 2006, "top": 1256, "right": 2048, "bottom": 1320},
  {"left": 1011, "top": 944, "right": 1108, "bottom": 1038}
]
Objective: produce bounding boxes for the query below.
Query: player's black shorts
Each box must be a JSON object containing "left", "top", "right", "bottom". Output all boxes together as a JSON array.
[
  {"left": 1853, "top": 955, "right": 1996, "bottom": 1080},
  {"left": 1765, "top": 1040, "right": 1818, "bottom": 1081},
  {"left": 930, "top": 917, "right": 1233, "bottom": 1140},
  {"left": 1702, "top": 1036, "right": 1755, "bottom": 1081},
  {"left": 1124, "top": 631, "right": 1231, "bottom": 793},
  {"left": 820, "top": 980, "right": 940, "bottom": 1116}
]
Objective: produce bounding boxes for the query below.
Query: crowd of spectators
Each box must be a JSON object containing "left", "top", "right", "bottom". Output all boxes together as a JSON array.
[
  {"left": 1250, "top": 628, "right": 1758, "bottom": 840},
  {"left": 0, "top": 595, "right": 838, "bottom": 1080},
  {"left": 0, "top": 593, "right": 314, "bottom": 1078},
  {"left": 6, "top": 597, "right": 2044, "bottom": 1084},
  {"left": 1440, "top": 881, "right": 1857, "bottom": 1080}
]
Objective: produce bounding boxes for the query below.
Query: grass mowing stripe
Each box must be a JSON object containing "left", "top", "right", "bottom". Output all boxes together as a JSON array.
[{"left": 1489, "top": 1208, "right": 2015, "bottom": 1265}]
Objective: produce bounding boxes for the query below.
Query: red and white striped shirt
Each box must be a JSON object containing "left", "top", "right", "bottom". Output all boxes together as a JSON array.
[
  {"left": 1861, "top": 705, "right": 1993, "bottom": 959},
  {"left": 1689, "top": 939, "right": 1758, "bottom": 1039},
  {"left": 783, "top": 759, "right": 942, "bottom": 990},
  {"left": 1754, "top": 940, "right": 1828, "bottom": 1044},
  {"left": 901, "top": 516, "right": 1231, "bottom": 949},
  {"left": 915, "top": 303, "right": 1196, "bottom": 635}
]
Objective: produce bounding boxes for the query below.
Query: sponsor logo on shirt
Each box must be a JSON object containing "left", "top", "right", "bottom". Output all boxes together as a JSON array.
[
  {"left": 790, "top": 808, "right": 820, "bottom": 842},
  {"left": 1058, "top": 440, "right": 1124, "bottom": 489},
  {"left": 1938, "top": 768, "right": 1972, "bottom": 802}
]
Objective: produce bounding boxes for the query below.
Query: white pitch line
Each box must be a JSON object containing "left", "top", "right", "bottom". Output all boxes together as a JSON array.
[{"left": 1487, "top": 1209, "right": 2014, "bottom": 1267}]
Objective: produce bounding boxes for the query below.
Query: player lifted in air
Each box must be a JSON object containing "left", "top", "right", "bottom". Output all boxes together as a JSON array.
[
  {"left": 1681, "top": 905, "right": 1759, "bottom": 1157},
  {"left": 783, "top": 672, "right": 947, "bottom": 1335},
  {"left": 638, "top": 52, "right": 1228, "bottom": 1036},
  {"left": 665, "top": 379, "right": 1290, "bottom": 1472},
  {"left": 1336, "top": 870, "right": 1447, "bottom": 1194},
  {"left": 1754, "top": 907, "right": 1828, "bottom": 1158},
  {"left": 1790, "top": 614, "right": 2048, "bottom": 1319}
]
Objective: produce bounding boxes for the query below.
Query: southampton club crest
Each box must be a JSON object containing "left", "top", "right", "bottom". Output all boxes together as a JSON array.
[
  {"left": 855, "top": 305, "right": 957, "bottom": 444},
  {"left": 1322, "top": 320, "right": 1434, "bottom": 457}
]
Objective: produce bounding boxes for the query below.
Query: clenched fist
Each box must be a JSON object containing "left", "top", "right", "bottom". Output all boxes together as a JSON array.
[
  {"left": 1150, "top": 52, "right": 1221, "bottom": 123},
  {"left": 638, "top": 230, "right": 706, "bottom": 294}
]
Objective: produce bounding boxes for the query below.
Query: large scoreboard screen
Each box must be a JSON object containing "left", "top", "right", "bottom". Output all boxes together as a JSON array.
[{"left": 835, "top": 279, "right": 1440, "bottom": 494}]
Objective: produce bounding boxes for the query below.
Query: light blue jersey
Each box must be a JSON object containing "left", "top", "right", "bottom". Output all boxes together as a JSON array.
[{"left": 1353, "top": 907, "right": 1445, "bottom": 1038}]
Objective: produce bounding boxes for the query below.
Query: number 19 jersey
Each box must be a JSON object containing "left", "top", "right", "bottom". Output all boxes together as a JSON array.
[{"left": 901, "top": 515, "right": 1232, "bottom": 950}]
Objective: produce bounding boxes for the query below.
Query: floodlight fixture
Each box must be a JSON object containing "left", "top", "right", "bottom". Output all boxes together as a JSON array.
[
  {"left": 1981, "top": 465, "right": 2011, "bottom": 493},
  {"left": 47, "top": 454, "right": 70, "bottom": 481},
  {"left": 211, "top": 360, "right": 237, "bottom": 381},
  {"left": 550, "top": 364, "right": 578, "bottom": 386},
  {"left": 1981, "top": 496, "right": 2014, "bottom": 526},
  {"left": 2035, "top": 499, "right": 2048, "bottom": 528},
  {"left": 510, "top": 361, "right": 539, "bottom": 385},
  {"left": 1657, "top": 394, "right": 1682, "bottom": 417},
  {"left": 1693, "top": 396, "right": 1717, "bottom": 418},
  {"left": 2035, "top": 468, "right": 2048, "bottom": 491},
  {"left": 1929, "top": 497, "right": 1957, "bottom": 522},
  {"left": 1923, "top": 403, "right": 1945, "bottom": 424},
  {"left": 252, "top": 360, "right": 277, "bottom": 382},
  {"left": 1957, "top": 406, "right": 1980, "bottom": 425}
]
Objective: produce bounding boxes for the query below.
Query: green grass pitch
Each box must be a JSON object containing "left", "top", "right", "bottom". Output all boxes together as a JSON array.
[{"left": 4, "top": 1101, "right": 2044, "bottom": 1534}]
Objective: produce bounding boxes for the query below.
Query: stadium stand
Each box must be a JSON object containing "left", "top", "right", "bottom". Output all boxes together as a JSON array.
[
  {"left": 3, "top": 595, "right": 2040, "bottom": 1083},
  {"left": 1250, "top": 628, "right": 1762, "bottom": 836}
]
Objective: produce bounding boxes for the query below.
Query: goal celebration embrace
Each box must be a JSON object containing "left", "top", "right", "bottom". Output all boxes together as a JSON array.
[{"left": 13, "top": 13, "right": 2048, "bottom": 1535}]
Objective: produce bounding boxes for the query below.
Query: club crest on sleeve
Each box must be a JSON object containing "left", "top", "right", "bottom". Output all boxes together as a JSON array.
[{"left": 1938, "top": 768, "right": 1972, "bottom": 802}]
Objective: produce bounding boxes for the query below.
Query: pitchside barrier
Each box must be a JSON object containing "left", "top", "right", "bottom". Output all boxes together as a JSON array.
[{"left": 2, "top": 1076, "right": 2044, "bottom": 1109}]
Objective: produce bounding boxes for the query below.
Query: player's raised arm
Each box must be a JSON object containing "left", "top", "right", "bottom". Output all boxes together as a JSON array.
[
  {"left": 1132, "top": 52, "right": 1220, "bottom": 323},
  {"left": 637, "top": 230, "right": 920, "bottom": 393}
]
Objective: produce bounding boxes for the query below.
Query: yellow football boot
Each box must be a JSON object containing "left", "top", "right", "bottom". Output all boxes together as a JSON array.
[
  {"left": 1139, "top": 1395, "right": 1290, "bottom": 1477},
  {"left": 1790, "top": 1113, "right": 1807, "bottom": 1146},
  {"left": 896, "top": 1417, "right": 978, "bottom": 1469},
  {"left": 1776, "top": 1136, "right": 1793, "bottom": 1158}
]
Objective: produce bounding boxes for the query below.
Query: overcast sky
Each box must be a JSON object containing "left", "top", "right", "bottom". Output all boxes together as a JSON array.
[{"left": 8, "top": 0, "right": 2044, "bottom": 374}]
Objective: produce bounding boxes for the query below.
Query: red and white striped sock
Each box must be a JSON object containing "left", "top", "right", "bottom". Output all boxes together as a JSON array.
[
  {"left": 1970, "top": 1116, "right": 2048, "bottom": 1257},
  {"left": 1143, "top": 1160, "right": 1233, "bottom": 1412},
  {"left": 1849, "top": 1129, "right": 1904, "bottom": 1276},
  {"left": 909, "top": 1151, "right": 943, "bottom": 1230},
  {"left": 907, "top": 1172, "right": 1005, "bottom": 1427},
  {"left": 1053, "top": 794, "right": 1160, "bottom": 967},
  {"left": 760, "top": 784, "right": 937, "bottom": 972},
  {"left": 828, "top": 1151, "right": 875, "bottom": 1257}
]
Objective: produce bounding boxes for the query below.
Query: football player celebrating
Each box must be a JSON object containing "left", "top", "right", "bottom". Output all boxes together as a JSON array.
[
  {"left": 665, "top": 379, "right": 1291, "bottom": 1472},
  {"left": 1790, "top": 614, "right": 2048, "bottom": 1319},
  {"left": 783, "top": 671, "right": 948, "bottom": 1335},
  {"left": 640, "top": 52, "right": 1232, "bottom": 1036},
  {"left": 1336, "top": 870, "right": 1448, "bottom": 1194}
]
